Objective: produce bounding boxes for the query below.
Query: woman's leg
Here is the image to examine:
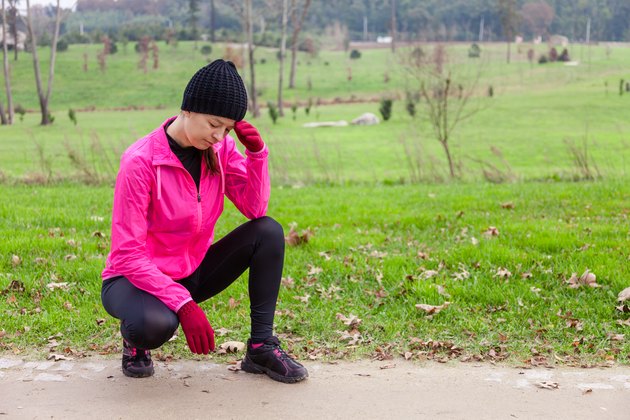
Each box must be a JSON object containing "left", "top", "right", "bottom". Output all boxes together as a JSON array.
[
  {"left": 179, "top": 216, "right": 285, "bottom": 342},
  {"left": 101, "top": 276, "right": 179, "bottom": 350}
]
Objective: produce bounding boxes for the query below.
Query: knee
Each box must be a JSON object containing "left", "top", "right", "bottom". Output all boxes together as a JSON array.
[
  {"left": 122, "top": 311, "right": 179, "bottom": 350},
  {"left": 252, "top": 216, "right": 284, "bottom": 244}
]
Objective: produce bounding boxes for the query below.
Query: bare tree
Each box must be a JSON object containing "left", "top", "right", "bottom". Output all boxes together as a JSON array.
[
  {"left": 288, "top": 0, "right": 311, "bottom": 89},
  {"left": 497, "top": 0, "right": 519, "bottom": 64},
  {"left": 2, "top": 0, "right": 14, "bottom": 124},
  {"left": 25, "top": 0, "right": 62, "bottom": 125},
  {"left": 277, "top": 0, "right": 288, "bottom": 116},
  {"left": 390, "top": 0, "right": 396, "bottom": 53},
  {"left": 7, "top": 0, "right": 17, "bottom": 61},
  {"left": 401, "top": 44, "right": 485, "bottom": 179},
  {"left": 245, "top": 0, "right": 259, "bottom": 117},
  {"left": 209, "top": 0, "right": 216, "bottom": 43},
  {"left": 521, "top": 1, "right": 554, "bottom": 39}
]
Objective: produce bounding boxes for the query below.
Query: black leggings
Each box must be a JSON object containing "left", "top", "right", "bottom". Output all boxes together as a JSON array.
[{"left": 101, "top": 216, "right": 284, "bottom": 350}]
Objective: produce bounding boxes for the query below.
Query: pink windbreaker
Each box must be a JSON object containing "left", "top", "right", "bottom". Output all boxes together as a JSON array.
[{"left": 101, "top": 116, "right": 270, "bottom": 312}]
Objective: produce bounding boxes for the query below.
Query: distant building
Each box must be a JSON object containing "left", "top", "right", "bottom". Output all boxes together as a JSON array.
[
  {"left": 0, "top": 28, "right": 27, "bottom": 51},
  {"left": 377, "top": 36, "right": 392, "bottom": 44}
]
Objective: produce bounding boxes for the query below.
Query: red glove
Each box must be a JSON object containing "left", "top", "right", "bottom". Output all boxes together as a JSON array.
[
  {"left": 234, "top": 120, "right": 265, "bottom": 153},
  {"left": 177, "top": 301, "right": 215, "bottom": 354}
]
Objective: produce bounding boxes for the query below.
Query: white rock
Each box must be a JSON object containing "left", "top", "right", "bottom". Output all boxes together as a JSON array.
[{"left": 351, "top": 112, "right": 380, "bottom": 126}]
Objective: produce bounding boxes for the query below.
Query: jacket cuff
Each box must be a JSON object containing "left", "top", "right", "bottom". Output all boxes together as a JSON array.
[
  {"left": 174, "top": 297, "right": 194, "bottom": 313},
  {"left": 246, "top": 144, "right": 268, "bottom": 158}
]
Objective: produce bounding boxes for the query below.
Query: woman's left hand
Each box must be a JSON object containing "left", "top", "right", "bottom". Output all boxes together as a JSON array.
[{"left": 234, "top": 120, "right": 265, "bottom": 153}]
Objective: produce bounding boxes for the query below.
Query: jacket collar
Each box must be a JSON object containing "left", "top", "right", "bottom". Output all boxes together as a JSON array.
[{"left": 152, "top": 116, "right": 224, "bottom": 166}]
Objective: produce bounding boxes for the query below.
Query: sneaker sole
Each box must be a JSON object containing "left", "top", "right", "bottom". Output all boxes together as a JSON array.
[
  {"left": 122, "top": 366, "right": 155, "bottom": 378},
  {"left": 241, "top": 356, "right": 308, "bottom": 384}
]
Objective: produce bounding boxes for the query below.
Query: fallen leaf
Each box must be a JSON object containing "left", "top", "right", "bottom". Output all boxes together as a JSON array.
[
  {"left": 281, "top": 277, "right": 295, "bottom": 288},
  {"left": 11, "top": 255, "right": 21, "bottom": 267},
  {"left": 471, "top": 237, "right": 479, "bottom": 246},
  {"left": 616, "top": 319, "right": 630, "bottom": 327},
  {"left": 63, "top": 301, "right": 73, "bottom": 310},
  {"left": 483, "top": 226, "right": 500, "bottom": 237},
  {"left": 536, "top": 381, "right": 559, "bottom": 390},
  {"left": 307, "top": 265, "right": 323, "bottom": 276},
  {"left": 228, "top": 297, "right": 240, "bottom": 309},
  {"left": 319, "top": 251, "right": 332, "bottom": 261},
  {"left": 436, "top": 285, "right": 451, "bottom": 298},
  {"left": 495, "top": 267, "right": 512, "bottom": 279},
  {"left": 92, "top": 231, "right": 104, "bottom": 238},
  {"left": 294, "top": 294, "right": 310, "bottom": 304},
  {"left": 219, "top": 341, "right": 245, "bottom": 353},
  {"left": 521, "top": 272, "right": 533, "bottom": 279},
  {"left": 46, "top": 282, "right": 70, "bottom": 291},
  {"left": 421, "top": 270, "right": 439, "bottom": 280},
  {"left": 336, "top": 313, "right": 362, "bottom": 328},
  {"left": 227, "top": 361, "right": 242, "bottom": 371},
  {"left": 501, "top": 202, "right": 515, "bottom": 209},
  {"left": 415, "top": 301, "right": 451, "bottom": 315},
  {"left": 379, "top": 364, "right": 396, "bottom": 370},
  {"left": 607, "top": 333, "right": 624, "bottom": 341},
  {"left": 566, "top": 269, "right": 600, "bottom": 289},
  {"left": 582, "top": 388, "right": 593, "bottom": 395},
  {"left": 47, "top": 354, "right": 71, "bottom": 362},
  {"left": 618, "top": 287, "right": 630, "bottom": 302},
  {"left": 285, "top": 225, "right": 314, "bottom": 246},
  {"left": 417, "top": 251, "right": 429, "bottom": 260},
  {"left": 95, "top": 318, "right": 106, "bottom": 326},
  {"left": 215, "top": 327, "right": 232, "bottom": 336},
  {"left": 64, "top": 254, "right": 77, "bottom": 261}
]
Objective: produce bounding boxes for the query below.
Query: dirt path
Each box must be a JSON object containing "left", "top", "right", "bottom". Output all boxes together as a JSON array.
[{"left": 0, "top": 356, "right": 628, "bottom": 419}]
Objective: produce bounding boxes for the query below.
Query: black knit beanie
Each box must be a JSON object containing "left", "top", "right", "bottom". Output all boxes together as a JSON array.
[{"left": 181, "top": 59, "right": 248, "bottom": 121}]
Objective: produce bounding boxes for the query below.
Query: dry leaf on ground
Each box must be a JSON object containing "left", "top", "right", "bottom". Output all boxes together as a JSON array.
[
  {"left": 219, "top": 341, "right": 245, "bottom": 353},
  {"left": 617, "top": 287, "right": 630, "bottom": 302},
  {"left": 536, "top": 381, "right": 559, "bottom": 390},
  {"left": 566, "top": 269, "right": 600, "bottom": 288},
  {"left": 415, "top": 301, "right": 451, "bottom": 315},
  {"left": 336, "top": 313, "right": 362, "bottom": 328},
  {"left": 285, "top": 225, "right": 314, "bottom": 246}
]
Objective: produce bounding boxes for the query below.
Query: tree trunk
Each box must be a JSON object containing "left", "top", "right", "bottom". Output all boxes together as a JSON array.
[
  {"left": 9, "top": 1, "right": 17, "bottom": 61},
  {"left": 2, "top": 0, "right": 14, "bottom": 124},
  {"left": 210, "top": 0, "right": 216, "bottom": 43},
  {"left": 390, "top": 0, "right": 396, "bottom": 53},
  {"left": 245, "top": 0, "right": 259, "bottom": 117},
  {"left": 277, "top": 0, "right": 288, "bottom": 117},
  {"left": 506, "top": 39, "right": 511, "bottom": 64},
  {"left": 288, "top": 0, "right": 311, "bottom": 89},
  {"left": 26, "top": 0, "right": 62, "bottom": 125}
]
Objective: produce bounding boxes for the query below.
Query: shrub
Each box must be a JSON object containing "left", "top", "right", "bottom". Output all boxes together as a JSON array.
[
  {"left": 538, "top": 54, "right": 548, "bottom": 64},
  {"left": 109, "top": 42, "right": 118, "bottom": 55},
  {"left": 488, "top": 85, "right": 494, "bottom": 97},
  {"left": 291, "top": 102, "right": 298, "bottom": 120},
  {"left": 14, "top": 104, "right": 26, "bottom": 122},
  {"left": 349, "top": 49, "right": 361, "bottom": 59},
  {"left": 201, "top": 45, "right": 212, "bottom": 56},
  {"left": 56, "top": 38, "right": 69, "bottom": 52},
  {"left": 549, "top": 47, "right": 558, "bottom": 62},
  {"left": 68, "top": 109, "right": 77, "bottom": 126},
  {"left": 379, "top": 98, "right": 392, "bottom": 121},
  {"left": 558, "top": 48, "right": 570, "bottom": 62},
  {"left": 267, "top": 101, "right": 278, "bottom": 124},
  {"left": 468, "top": 43, "right": 481, "bottom": 58}
]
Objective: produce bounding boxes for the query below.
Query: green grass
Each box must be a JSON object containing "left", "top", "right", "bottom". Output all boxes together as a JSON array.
[
  {"left": 1, "top": 41, "right": 629, "bottom": 365},
  {"left": 0, "top": 181, "right": 628, "bottom": 364}
]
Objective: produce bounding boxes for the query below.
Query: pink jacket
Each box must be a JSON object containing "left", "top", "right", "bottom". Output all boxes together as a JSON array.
[{"left": 102, "top": 116, "right": 270, "bottom": 312}]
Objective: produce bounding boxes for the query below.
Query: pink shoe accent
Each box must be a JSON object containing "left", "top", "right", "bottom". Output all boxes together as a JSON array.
[{"left": 251, "top": 342, "right": 264, "bottom": 349}]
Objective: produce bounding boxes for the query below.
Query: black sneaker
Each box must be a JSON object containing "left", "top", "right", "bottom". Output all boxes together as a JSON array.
[
  {"left": 122, "top": 340, "right": 154, "bottom": 378},
  {"left": 241, "top": 336, "right": 308, "bottom": 383}
]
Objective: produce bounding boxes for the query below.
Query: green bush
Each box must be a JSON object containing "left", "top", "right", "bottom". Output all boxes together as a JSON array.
[
  {"left": 267, "top": 101, "right": 278, "bottom": 124},
  {"left": 68, "top": 109, "right": 77, "bottom": 126},
  {"left": 56, "top": 38, "right": 69, "bottom": 52},
  {"left": 201, "top": 45, "right": 212, "bottom": 56},
  {"left": 538, "top": 55, "right": 548, "bottom": 64},
  {"left": 379, "top": 98, "right": 392, "bottom": 121},
  {"left": 14, "top": 104, "right": 26, "bottom": 122},
  {"left": 350, "top": 49, "right": 361, "bottom": 59},
  {"left": 468, "top": 43, "right": 481, "bottom": 58}
]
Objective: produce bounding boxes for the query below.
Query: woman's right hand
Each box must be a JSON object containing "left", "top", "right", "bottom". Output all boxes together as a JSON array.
[{"left": 177, "top": 301, "right": 215, "bottom": 354}]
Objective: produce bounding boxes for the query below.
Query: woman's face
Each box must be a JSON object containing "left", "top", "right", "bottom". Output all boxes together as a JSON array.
[{"left": 182, "top": 111, "right": 235, "bottom": 150}]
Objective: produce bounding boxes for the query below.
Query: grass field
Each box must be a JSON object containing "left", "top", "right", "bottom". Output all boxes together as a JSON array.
[
  {"left": 1, "top": 181, "right": 628, "bottom": 364},
  {"left": 0, "top": 41, "right": 629, "bottom": 365}
]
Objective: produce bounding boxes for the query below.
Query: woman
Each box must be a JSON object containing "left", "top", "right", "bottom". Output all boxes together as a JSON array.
[{"left": 100, "top": 59, "right": 308, "bottom": 384}]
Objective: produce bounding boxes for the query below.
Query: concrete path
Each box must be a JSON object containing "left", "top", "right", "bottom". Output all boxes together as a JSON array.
[{"left": 0, "top": 356, "right": 628, "bottom": 419}]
